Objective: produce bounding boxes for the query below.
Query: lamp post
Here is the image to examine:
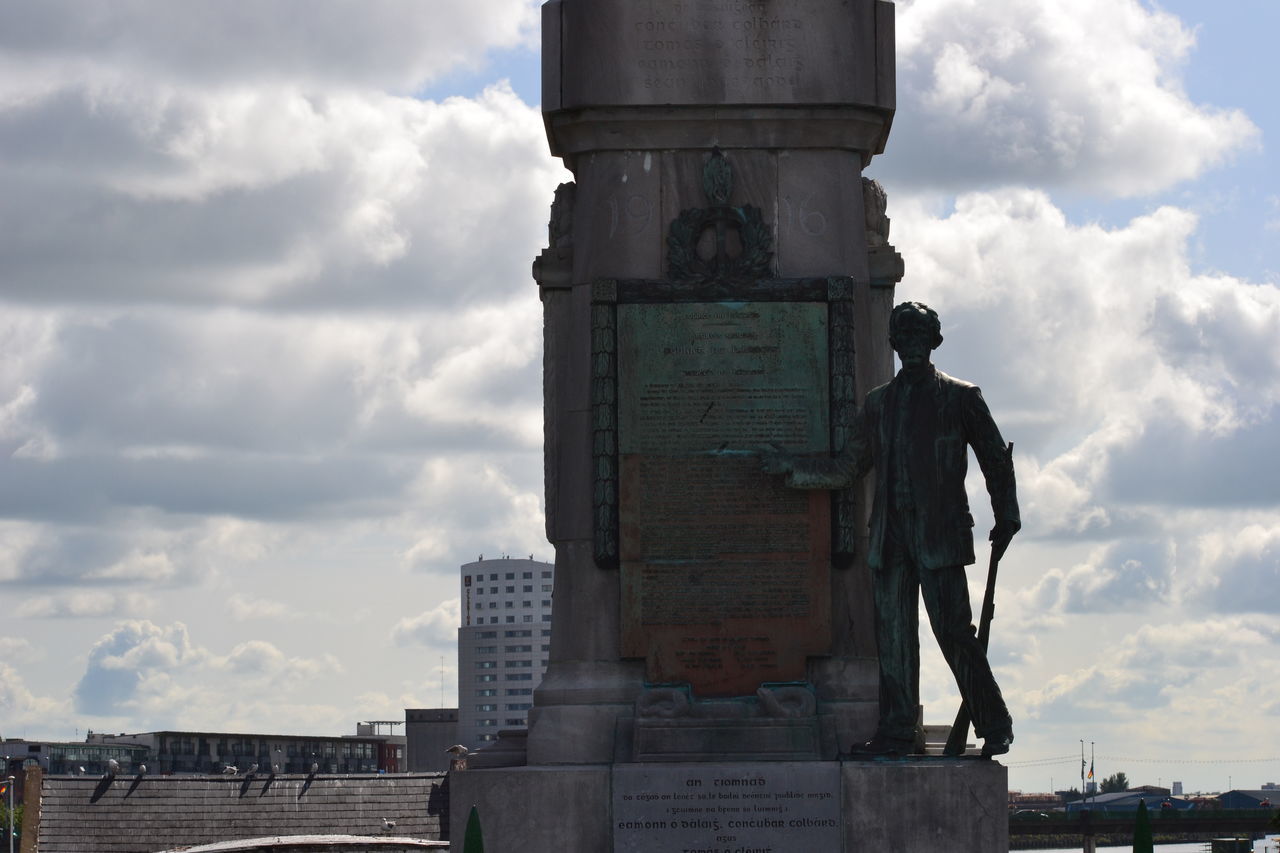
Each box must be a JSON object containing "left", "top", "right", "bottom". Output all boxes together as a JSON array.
[{"left": 6, "top": 773, "right": 14, "bottom": 853}]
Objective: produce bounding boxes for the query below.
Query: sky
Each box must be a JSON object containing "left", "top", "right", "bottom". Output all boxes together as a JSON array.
[{"left": 0, "top": 0, "right": 1277, "bottom": 796}]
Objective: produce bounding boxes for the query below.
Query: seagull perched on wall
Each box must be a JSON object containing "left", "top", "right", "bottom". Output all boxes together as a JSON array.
[
  {"left": 445, "top": 745, "right": 469, "bottom": 758},
  {"left": 136, "top": 764, "right": 147, "bottom": 778},
  {"left": 77, "top": 766, "right": 86, "bottom": 776},
  {"left": 105, "top": 758, "right": 120, "bottom": 778},
  {"left": 246, "top": 763, "right": 258, "bottom": 776},
  {"left": 381, "top": 818, "right": 397, "bottom": 833},
  {"left": 222, "top": 764, "right": 238, "bottom": 775}
]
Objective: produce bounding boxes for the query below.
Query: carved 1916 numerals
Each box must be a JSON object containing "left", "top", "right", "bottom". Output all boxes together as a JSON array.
[
  {"left": 604, "top": 193, "right": 654, "bottom": 240},
  {"left": 783, "top": 191, "right": 828, "bottom": 237}
]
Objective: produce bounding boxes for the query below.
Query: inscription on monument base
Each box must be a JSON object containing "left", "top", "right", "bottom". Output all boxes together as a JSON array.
[
  {"left": 560, "top": 0, "right": 882, "bottom": 108},
  {"left": 618, "top": 302, "right": 830, "bottom": 696},
  {"left": 613, "top": 762, "right": 841, "bottom": 853}
]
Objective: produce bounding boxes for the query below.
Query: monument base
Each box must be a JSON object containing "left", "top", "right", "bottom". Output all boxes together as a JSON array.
[{"left": 449, "top": 758, "right": 1007, "bottom": 853}]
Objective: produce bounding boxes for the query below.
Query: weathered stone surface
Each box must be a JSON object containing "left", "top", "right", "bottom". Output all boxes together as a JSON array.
[
  {"left": 449, "top": 766, "right": 611, "bottom": 853},
  {"left": 631, "top": 717, "right": 823, "bottom": 762},
  {"left": 842, "top": 759, "right": 1009, "bottom": 851},
  {"left": 571, "top": 152, "right": 664, "bottom": 284},
  {"left": 552, "top": 0, "right": 887, "bottom": 110},
  {"left": 775, "top": 150, "right": 866, "bottom": 278},
  {"left": 531, "top": 0, "right": 900, "bottom": 775},
  {"left": 450, "top": 760, "right": 1007, "bottom": 853}
]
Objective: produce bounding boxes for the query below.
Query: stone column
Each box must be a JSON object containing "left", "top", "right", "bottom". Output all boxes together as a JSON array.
[{"left": 530, "top": 0, "right": 904, "bottom": 765}]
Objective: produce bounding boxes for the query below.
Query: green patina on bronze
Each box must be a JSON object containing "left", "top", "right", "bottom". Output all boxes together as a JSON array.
[
  {"left": 768, "top": 301, "right": 1020, "bottom": 756},
  {"left": 666, "top": 149, "right": 773, "bottom": 285},
  {"left": 616, "top": 300, "right": 831, "bottom": 696}
]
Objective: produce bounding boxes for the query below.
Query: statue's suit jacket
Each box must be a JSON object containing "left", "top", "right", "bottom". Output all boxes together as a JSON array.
[{"left": 789, "top": 366, "right": 1019, "bottom": 571}]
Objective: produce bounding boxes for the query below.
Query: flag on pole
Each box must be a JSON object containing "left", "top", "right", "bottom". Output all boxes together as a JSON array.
[{"left": 1088, "top": 761, "right": 1094, "bottom": 781}]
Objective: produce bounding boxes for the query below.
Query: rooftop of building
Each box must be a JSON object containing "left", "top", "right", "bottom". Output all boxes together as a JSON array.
[{"left": 33, "top": 769, "right": 448, "bottom": 853}]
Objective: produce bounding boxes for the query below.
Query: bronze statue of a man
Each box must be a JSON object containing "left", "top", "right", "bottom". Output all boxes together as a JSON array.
[{"left": 763, "top": 301, "right": 1019, "bottom": 758}]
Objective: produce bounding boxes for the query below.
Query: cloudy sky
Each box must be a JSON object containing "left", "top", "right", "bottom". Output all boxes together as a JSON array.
[{"left": 1, "top": 0, "right": 1276, "bottom": 795}]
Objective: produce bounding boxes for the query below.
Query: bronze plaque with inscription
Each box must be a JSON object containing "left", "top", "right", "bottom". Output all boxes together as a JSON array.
[{"left": 618, "top": 301, "right": 831, "bottom": 696}]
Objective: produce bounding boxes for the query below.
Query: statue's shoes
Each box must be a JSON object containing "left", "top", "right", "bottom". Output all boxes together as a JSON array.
[
  {"left": 981, "top": 729, "right": 1014, "bottom": 758},
  {"left": 845, "top": 736, "right": 913, "bottom": 759}
]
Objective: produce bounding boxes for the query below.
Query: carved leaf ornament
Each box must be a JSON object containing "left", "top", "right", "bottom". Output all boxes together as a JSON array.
[{"left": 667, "top": 149, "right": 774, "bottom": 284}]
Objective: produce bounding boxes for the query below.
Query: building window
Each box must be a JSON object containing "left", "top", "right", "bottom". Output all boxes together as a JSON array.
[
  {"left": 541, "top": 570, "right": 551, "bottom": 578},
  {"left": 505, "top": 573, "right": 514, "bottom": 580},
  {"left": 541, "top": 600, "right": 551, "bottom": 607},
  {"left": 506, "top": 616, "right": 515, "bottom": 623},
  {"left": 505, "top": 601, "right": 514, "bottom": 608},
  {"left": 505, "top": 630, "right": 531, "bottom": 638},
  {"left": 505, "top": 645, "right": 532, "bottom": 653},
  {"left": 478, "top": 734, "right": 497, "bottom": 742},
  {"left": 477, "top": 689, "right": 496, "bottom": 696},
  {"left": 477, "top": 661, "right": 496, "bottom": 669},
  {"left": 507, "top": 703, "right": 532, "bottom": 711},
  {"left": 505, "top": 660, "right": 533, "bottom": 668},
  {"left": 489, "top": 574, "right": 498, "bottom": 580},
  {"left": 490, "top": 617, "right": 499, "bottom": 624},
  {"left": 523, "top": 585, "right": 533, "bottom": 592},
  {"left": 478, "top": 631, "right": 496, "bottom": 639},
  {"left": 505, "top": 718, "right": 525, "bottom": 726},
  {"left": 505, "top": 586, "right": 515, "bottom": 593},
  {"left": 542, "top": 615, "right": 552, "bottom": 622},
  {"left": 477, "top": 704, "right": 497, "bottom": 712},
  {"left": 488, "top": 602, "right": 497, "bottom": 609},
  {"left": 522, "top": 571, "right": 532, "bottom": 579},
  {"left": 506, "top": 688, "right": 533, "bottom": 696},
  {"left": 542, "top": 584, "right": 553, "bottom": 592},
  {"left": 542, "top": 659, "right": 549, "bottom": 666},
  {"left": 490, "top": 586, "right": 497, "bottom": 593},
  {"left": 523, "top": 615, "right": 533, "bottom": 622},
  {"left": 478, "top": 674, "right": 497, "bottom": 682},
  {"left": 542, "top": 644, "right": 550, "bottom": 651},
  {"left": 541, "top": 629, "right": 552, "bottom": 636},
  {"left": 478, "top": 719, "right": 498, "bottom": 727},
  {"left": 507, "top": 673, "right": 533, "bottom": 681}
]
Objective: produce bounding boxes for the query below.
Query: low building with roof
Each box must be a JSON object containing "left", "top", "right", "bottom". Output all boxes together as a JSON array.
[
  {"left": 87, "top": 730, "right": 389, "bottom": 775},
  {"left": 1064, "top": 791, "right": 1196, "bottom": 813},
  {"left": 22, "top": 766, "right": 448, "bottom": 853},
  {"left": 1218, "top": 789, "right": 1277, "bottom": 809}
]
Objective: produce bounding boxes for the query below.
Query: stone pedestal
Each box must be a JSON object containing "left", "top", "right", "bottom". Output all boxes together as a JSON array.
[
  {"left": 449, "top": 759, "right": 1008, "bottom": 853},
  {"left": 531, "top": 0, "right": 903, "bottom": 769}
]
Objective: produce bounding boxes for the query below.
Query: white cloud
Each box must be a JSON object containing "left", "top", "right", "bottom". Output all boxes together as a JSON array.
[
  {"left": 892, "top": 189, "right": 1280, "bottom": 544},
  {"left": 391, "top": 598, "right": 461, "bottom": 648},
  {"left": 0, "top": 1, "right": 539, "bottom": 92},
  {"left": 71, "top": 620, "right": 346, "bottom": 732},
  {"left": 0, "top": 83, "right": 563, "bottom": 308},
  {"left": 0, "top": 661, "right": 67, "bottom": 730},
  {"left": 227, "top": 594, "right": 295, "bottom": 623},
  {"left": 886, "top": 0, "right": 1258, "bottom": 194},
  {"left": 24, "top": 591, "right": 155, "bottom": 619},
  {"left": 0, "top": 636, "right": 40, "bottom": 661}
]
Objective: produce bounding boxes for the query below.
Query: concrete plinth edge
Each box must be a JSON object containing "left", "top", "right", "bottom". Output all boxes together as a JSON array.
[{"left": 449, "top": 759, "right": 1007, "bottom": 852}]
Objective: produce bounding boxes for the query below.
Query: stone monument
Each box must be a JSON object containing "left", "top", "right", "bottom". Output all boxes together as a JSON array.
[{"left": 450, "top": 2, "right": 1009, "bottom": 850}]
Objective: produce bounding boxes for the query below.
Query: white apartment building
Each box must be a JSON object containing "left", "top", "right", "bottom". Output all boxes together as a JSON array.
[{"left": 456, "top": 556, "right": 554, "bottom": 749}]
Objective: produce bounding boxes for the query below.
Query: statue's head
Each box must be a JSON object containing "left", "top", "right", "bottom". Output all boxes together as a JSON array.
[{"left": 889, "top": 301, "right": 942, "bottom": 370}]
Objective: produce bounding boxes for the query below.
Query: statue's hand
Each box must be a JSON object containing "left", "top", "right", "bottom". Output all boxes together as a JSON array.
[
  {"left": 758, "top": 443, "right": 794, "bottom": 476},
  {"left": 989, "top": 519, "right": 1020, "bottom": 562}
]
